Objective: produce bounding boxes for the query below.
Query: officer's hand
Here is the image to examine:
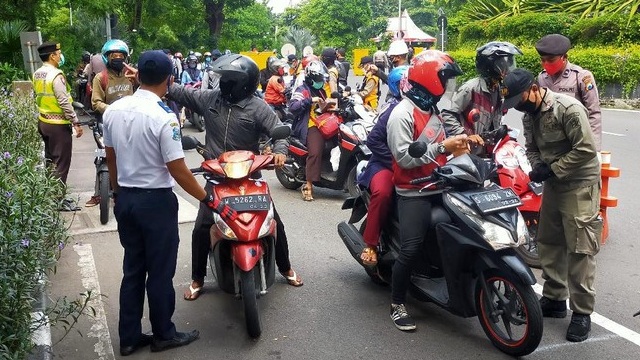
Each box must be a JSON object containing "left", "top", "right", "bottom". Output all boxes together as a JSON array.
[
  {"left": 466, "top": 134, "right": 484, "bottom": 147},
  {"left": 443, "top": 134, "right": 469, "bottom": 153},
  {"left": 370, "top": 64, "right": 379, "bottom": 72},
  {"left": 201, "top": 191, "right": 238, "bottom": 221},
  {"left": 74, "top": 124, "right": 83, "bottom": 138},
  {"left": 529, "top": 163, "right": 554, "bottom": 182},
  {"left": 273, "top": 153, "right": 286, "bottom": 168}
]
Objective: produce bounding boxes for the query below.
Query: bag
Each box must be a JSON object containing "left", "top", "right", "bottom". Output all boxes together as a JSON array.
[{"left": 312, "top": 112, "right": 342, "bottom": 139}]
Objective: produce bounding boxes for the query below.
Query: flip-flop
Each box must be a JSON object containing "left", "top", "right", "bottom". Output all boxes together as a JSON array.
[
  {"left": 281, "top": 270, "right": 303, "bottom": 287},
  {"left": 360, "top": 246, "right": 378, "bottom": 266},
  {"left": 183, "top": 284, "right": 202, "bottom": 301}
]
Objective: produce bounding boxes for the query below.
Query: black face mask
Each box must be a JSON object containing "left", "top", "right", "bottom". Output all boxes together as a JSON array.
[
  {"left": 515, "top": 90, "right": 545, "bottom": 114},
  {"left": 109, "top": 59, "right": 125, "bottom": 72}
]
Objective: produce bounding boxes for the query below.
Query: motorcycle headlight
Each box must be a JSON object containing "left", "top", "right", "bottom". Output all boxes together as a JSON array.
[
  {"left": 352, "top": 123, "right": 368, "bottom": 142},
  {"left": 214, "top": 212, "right": 237, "bottom": 239},
  {"left": 257, "top": 205, "right": 275, "bottom": 238},
  {"left": 515, "top": 211, "right": 530, "bottom": 247},
  {"left": 447, "top": 194, "right": 517, "bottom": 250}
]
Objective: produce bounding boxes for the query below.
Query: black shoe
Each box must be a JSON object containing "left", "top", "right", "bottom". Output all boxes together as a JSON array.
[
  {"left": 120, "top": 333, "right": 153, "bottom": 356},
  {"left": 539, "top": 296, "right": 567, "bottom": 318},
  {"left": 150, "top": 330, "right": 200, "bottom": 352},
  {"left": 566, "top": 313, "right": 591, "bottom": 342},
  {"left": 390, "top": 304, "right": 416, "bottom": 331}
]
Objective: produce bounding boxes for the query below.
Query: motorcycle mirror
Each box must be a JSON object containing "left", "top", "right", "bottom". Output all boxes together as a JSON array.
[
  {"left": 72, "top": 101, "right": 85, "bottom": 110},
  {"left": 270, "top": 125, "right": 291, "bottom": 140},
  {"left": 330, "top": 91, "right": 340, "bottom": 99},
  {"left": 408, "top": 141, "right": 428, "bottom": 158},
  {"left": 181, "top": 135, "right": 201, "bottom": 151}
]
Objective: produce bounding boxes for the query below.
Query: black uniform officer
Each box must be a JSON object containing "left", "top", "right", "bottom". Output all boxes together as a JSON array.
[{"left": 103, "top": 50, "right": 234, "bottom": 356}]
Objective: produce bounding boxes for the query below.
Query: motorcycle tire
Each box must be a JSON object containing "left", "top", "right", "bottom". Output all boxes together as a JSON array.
[
  {"left": 358, "top": 220, "right": 388, "bottom": 286},
  {"left": 345, "top": 166, "right": 359, "bottom": 197},
  {"left": 475, "top": 269, "right": 543, "bottom": 357},
  {"left": 192, "top": 113, "right": 205, "bottom": 132},
  {"left": 240, "top": 269, "right": 262, "bottom": 338},
  {"left": 275, "top": 167, "right": 303, "bottom": 190},
  {"left": 99, "top": 171, "right": 110, "bottom": 225},
  {"left": 514, "top": 211, "right": 540, "bottom": 268}
]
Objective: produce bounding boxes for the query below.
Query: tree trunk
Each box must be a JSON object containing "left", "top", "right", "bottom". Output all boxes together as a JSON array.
[{"left": 204, "top": 0, "right": 225, "bottom": 45}]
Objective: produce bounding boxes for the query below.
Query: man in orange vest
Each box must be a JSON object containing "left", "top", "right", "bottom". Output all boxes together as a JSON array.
[
  {"left": 32, "top": 41, "right": 84, "bottom": 211},
  {"left": 356, "top": 56, "right": 380, "bottom": 111}
]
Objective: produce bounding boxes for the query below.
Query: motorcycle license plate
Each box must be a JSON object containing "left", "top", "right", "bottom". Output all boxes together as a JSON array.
[
  {"left": 529, "top": 181, "right": 543, "bottom": 196},
  {"left": 222, "top": 194, "right": 271, "bottom": 212},
  {"left": 470, "top": 188, "right": 522, "bottom": 214}
]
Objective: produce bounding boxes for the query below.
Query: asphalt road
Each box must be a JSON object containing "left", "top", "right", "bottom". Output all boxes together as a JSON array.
[{"left": 48, "top": 80, "right": 640, "bottom": 360}]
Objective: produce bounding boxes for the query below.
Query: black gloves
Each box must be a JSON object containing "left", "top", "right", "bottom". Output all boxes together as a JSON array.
[
  {"left": 201, "top": 191, "right": 238, "bottom": 221},
  {"left": 529, "top": 163, "right": 554, "bottom": 183}
]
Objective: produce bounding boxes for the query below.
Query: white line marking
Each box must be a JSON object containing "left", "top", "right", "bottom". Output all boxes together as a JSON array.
[
  {"left": 74, "top": 244, "right": 115, "bottom": 360},
  {"left": 535, "top": 333, "right": 619, "bottom": 353},
  {"left": 603, "top": 131, "right": 626, "bottom": 137},
  {"left": 532, "top": 283, "right": 640, "bottom": 347},
  {"left": 602, "top": 108, "right": 640, "bottom": 113}
]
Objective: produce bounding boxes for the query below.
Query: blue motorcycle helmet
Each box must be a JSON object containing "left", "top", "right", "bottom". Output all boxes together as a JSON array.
[
  {"left": 101, "top": 39, "right": 129, "bottom": 64},
  {"left": 388, "top": 65, "right": 409, "bottom": 99}
]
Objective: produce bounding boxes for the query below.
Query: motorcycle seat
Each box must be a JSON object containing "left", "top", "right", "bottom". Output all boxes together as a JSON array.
[{"left": 290, "top": 137, "right": 307, "bottom": 150}]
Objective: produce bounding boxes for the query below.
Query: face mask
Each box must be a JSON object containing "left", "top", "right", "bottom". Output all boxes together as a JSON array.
[
  {"left": 109, "top": 59, "right": 125, "bottom": 72},
  {"left": 312, "top": 80, "right": 324, "bottom": 90},
  {"left": 542, "top": 57, "right": 565, "bottom": 76},
  {"left": 278, "top": 68, "right": 285, "bottom": 76},
  {"left": 514, "top": 100, "right": 538, "bottom": 113},
  {"left": 57, "top": 53, "right": 65, "bottom": 67},
  {"left": 188, "top": 62, "right": 197, "bottom": 69},
  {"left": 205, "top": 57, "right": 211, "bottom": 63}
]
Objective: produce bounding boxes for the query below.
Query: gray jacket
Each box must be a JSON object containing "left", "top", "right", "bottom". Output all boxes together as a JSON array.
[{"left": 168, "top": 84, "right": 288, "bottom": 158}]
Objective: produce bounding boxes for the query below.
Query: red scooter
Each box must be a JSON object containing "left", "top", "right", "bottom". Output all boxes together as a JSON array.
[
  {"left": 481, "top": 125, "right": 542, "bottom": 268},
  {"left": 181, "top": 126, "right": 290, "bottom": 338}
]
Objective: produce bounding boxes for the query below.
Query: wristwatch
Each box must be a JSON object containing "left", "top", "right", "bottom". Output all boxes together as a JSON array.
[{"left": 436, "top": 142, "right": 446, "bottom": 154}]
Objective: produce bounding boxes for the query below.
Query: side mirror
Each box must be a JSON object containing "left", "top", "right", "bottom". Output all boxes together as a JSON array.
[
  {"left": 181, "top": 135, "right": 201, "bottom": 151},
  {"left": 72, "top": 101, "right": 85, "bottom": 110},
  {"left": 271, "top": 125, "right": 291, "bottom": 140},
  {"left": 408, "top": 141, "right": 428, "bottom": 158}
]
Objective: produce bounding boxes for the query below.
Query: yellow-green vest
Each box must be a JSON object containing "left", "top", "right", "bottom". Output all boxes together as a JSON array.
[{"left": 33, "top": 64, "right": 72, "bottom": 124}]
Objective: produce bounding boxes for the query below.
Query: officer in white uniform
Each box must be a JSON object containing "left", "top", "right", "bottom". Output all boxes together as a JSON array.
[{"left": 103, "top": 50, "right": 236, "bottom": 356}]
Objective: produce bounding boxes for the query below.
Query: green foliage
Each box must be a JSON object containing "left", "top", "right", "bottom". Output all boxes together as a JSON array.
[
  {"left": 557, "top": 0, "right": 640, "bottom": 24},
  {"left": 448, "top": 46, "right": 640, "bottom": 98},
  {"left": 218, "top": 2, "right": 274, "bottom": 52},
  {"left": 0, "top": 63, "right": 29, "bottom": 88},
  {"left": 280, "top": 27, "right": 317, "bottom": 56},
  {"left": 568, "top": 15, "right": 640, "bottom": 48},
  {"left": 297, "top": 0, "right": 371, "bottom": 48},
  {"left": 0, "top": 90, "right": 94, "bottom": 358},
  {"left": 0, "top": 21, "right": 28, "bottom": 65}
]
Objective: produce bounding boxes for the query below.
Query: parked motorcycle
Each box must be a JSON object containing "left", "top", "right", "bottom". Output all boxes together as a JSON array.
[
  {"left": 184, "top": 81, "right": 205, "bottom": 132},
  {"left": 72, "top": 102, "right": 111, "bottom": 224},
  {"left": 338, "top": 144, "right": 543, "bottom": 357},
  {"left": 480, "top": 125, "right": 542, "bottom": 268},
  {"left": 181, "top": 125, "right": 291, "bottom": 338},
  {"left": 274, "top": 91, "right": 375, "bottom": 196}
]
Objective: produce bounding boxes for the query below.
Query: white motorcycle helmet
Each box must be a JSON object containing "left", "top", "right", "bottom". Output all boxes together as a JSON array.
[{"left": 388, "top": 40, "right": 409, "bottom": 57}]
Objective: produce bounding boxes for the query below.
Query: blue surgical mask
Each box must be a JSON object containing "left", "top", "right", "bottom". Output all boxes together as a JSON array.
[
  {"left": 312, "top": 80, "right": 324, "bottom": 90},
  {"left": 58, "top": 53, "right": 65, "bottom": 67}
]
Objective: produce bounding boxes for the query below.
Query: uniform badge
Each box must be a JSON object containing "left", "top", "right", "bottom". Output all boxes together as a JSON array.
[
  {"left": 582, "top": 75, "right": 594, "bottom": 91},
  {"left": 172, "top": 127, "right": 181, "bottom": 141}
]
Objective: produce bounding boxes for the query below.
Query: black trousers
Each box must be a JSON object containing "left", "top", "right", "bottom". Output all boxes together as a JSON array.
[
  {"left": 116, "top": 187, "right": 179, "bottom": 346},
  {"left": 191, "top": 191, "right": 291, "bottom": 282},
  {"left": 391, "top": 195, "right": 433, "bottom": 304},
  {"left": 37, "top": 121, "right": 73, "bottom": 184}
]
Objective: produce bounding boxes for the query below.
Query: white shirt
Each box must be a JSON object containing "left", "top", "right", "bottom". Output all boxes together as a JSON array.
[{"left": 103, "top": 89, "right": 184, "bottom": 189}]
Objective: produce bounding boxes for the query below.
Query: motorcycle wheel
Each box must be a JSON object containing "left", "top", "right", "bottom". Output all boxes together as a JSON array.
[
  {"left": 275, "top": 167, "right": 303, "bottom": 190},
  {"left": 515, "top": 212, "right": 541, "bottom": 268},
  {"left": 358, "top": 220, "right": 388, "bottom": 286},
  {"left": 345, "top": 166, "right": 359, "bottom": 197},
  {"left": 475, "top": 269, "right": 543, "bottom": 357},
  {"left": 99, "top": 171, "right": 110, "bottom": 225},
  {"left": 240, "top": 269, "right": 262, "bottom": 338},
  {"left": 192, "top": 113, "right": 205, "bottom": 132}
]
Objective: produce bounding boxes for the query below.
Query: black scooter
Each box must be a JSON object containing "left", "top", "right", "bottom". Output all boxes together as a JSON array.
[{"left": 337, "top": 143, "right": 543, "bottom": 357}]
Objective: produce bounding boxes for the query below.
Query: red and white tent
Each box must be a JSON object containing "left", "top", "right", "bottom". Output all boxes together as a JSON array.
[{"left": 375, "top": 9, "right": 436, "bottom": 43}]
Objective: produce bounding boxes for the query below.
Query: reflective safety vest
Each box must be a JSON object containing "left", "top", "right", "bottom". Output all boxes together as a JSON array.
[
  {"left": 362, "top": 73, "right": 379, "bottom": 109},
  {"left": 33, "top": 64, "right": 72, "bottom": 124}
]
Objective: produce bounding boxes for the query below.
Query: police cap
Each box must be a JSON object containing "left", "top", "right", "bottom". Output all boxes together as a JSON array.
[
  {"left": 38, "top": 41, "right": 60, "bottom": 56},
  {"left": 359, "top": 56, "right": 373, "bottom": 66},
  {"left": 502, "top": 68, "right": 535, "bottom": 110},
  {"left": 535, "top": 34, "right": 571, "bottom": 56},
  {"left": 138, "top": 50, "right": 173, "bottom": 84}
]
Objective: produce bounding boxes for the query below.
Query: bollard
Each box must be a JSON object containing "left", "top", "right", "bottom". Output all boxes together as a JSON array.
[{"left": 599, "top": 151, "right": 620, "bottom": 244}]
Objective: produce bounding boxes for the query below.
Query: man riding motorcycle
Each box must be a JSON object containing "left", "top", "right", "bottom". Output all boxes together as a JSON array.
[{"left": 181, "top": 54, "right": 202, "bottom": 84}]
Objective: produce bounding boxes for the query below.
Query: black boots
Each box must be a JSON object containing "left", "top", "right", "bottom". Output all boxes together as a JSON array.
[
  {"left": 539, "top": 296, "right": 567, "bottom": 318},
  {"left": 566, "top": 313, "right": 591, "bottom": 342}
]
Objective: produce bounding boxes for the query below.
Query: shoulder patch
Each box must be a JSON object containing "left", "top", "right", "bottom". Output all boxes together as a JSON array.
[
  {"left": 582, "top": 75, "right": 594, "bottom": 91},
  {"left": 157, "top": 101, "right": 174, "bottom": 113}
]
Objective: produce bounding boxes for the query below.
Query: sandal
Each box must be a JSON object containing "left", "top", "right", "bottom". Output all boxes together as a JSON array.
[
  {"left": 183, "top": 283, "right": 202, "bottom": 301},
  {"left": 301, "top": 184, "right": 314, "bottom": 201},
  {"left": 280, "top": 269, "right": 304, "bottom": 287},
  {"left": 360, "top": 246, "right": 378, "bottom": 266}
]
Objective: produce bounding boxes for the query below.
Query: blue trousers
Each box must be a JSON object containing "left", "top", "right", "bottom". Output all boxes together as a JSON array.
[{"left": 116, "top": 187, "right": 179, "bottom": 346}]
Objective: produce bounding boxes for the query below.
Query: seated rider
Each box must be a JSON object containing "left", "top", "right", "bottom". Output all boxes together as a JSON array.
[
  {"left": 181, "top": 54, "right": 202, "bottom": 85},
  {"left": 264, "top": 58, "right": 289, "bottom": 116},
  {"left": 441, "top": 41, "right": 522, "bottom": 155},
  {"left": 358, "top": 65, "right": 408, "bottom": 266},
  {"left": 356, "top": 56, "right": 380, "bottom": 111},
  {"left": 289, "top": 60, "right": 332, "bottom": 202}
]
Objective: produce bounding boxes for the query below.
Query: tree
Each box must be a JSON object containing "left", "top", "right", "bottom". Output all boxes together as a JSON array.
[
  {"left": 218, "top": 2, "right": 274, "bottom": 52},
  {"left": 203, "top": 0, "right": 253, "bottom": 45},
  {"left": 280, "top": 27, "right": 317, "bottom": 55},
  {"left": 296, "top": 0, "right": 372, "bottom": 48}
]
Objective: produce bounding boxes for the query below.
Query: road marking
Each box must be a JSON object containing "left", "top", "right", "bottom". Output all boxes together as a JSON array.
[
  {"left": 532, "top": 283, "right": 640, "bottom": 347},
  {"left": 603, "top": 131, "right": 626, "bottom": 137},
  {"left": 74, "top": 244, "right": 115, "bottom": 360},
  {"left": 535, "top": 333, "right": 619, "bottom": 353}
]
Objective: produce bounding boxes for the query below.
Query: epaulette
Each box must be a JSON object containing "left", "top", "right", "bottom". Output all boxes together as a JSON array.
[{"left": 157, "top": 101, "right": 174, "bottom": 113}]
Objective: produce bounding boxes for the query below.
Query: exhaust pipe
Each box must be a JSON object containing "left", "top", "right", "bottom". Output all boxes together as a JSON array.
[{"left": 337, "top": 221, "right": 366, "bottom": 263}]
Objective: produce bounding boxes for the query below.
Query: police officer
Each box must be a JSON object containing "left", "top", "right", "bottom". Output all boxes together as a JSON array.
[
  {"left": 103, "top": 50, "right": 239, "bottom": 355},
  {"left": 167, "top": 54, "right": 303, "bottom": 302},
  {"left": 535, "top": 34, "right": 602, "bottom": 151},
  {"left": 503, "top": 69, "right": 602, "bottom": 343},
  {"left": 356, "top": 56, "right": 380, "bottom": 110},
  {"left": 441, "top": 41, "right": 522, "bottom": 155},
  {"left": 32, "top": 41, "right": 83, "bottom": 211}
]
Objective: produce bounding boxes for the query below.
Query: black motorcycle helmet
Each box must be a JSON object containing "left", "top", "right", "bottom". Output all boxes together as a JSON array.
[
  {"left": 475, "top": 41, "right": 522, "bottom": 80},
  {"left": 82, "top": 51, "right": 91, "bottom": 63},
  {"left": 210, "top": 54, "right": 259, "bottom": 103},
  {"left": 320, "top": 47, "right": 336, "bottom": 67}
]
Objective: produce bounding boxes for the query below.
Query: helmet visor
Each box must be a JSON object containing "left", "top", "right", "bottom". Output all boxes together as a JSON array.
[{"left": 494, "top": 56, "right": 516, "bottom": 78}]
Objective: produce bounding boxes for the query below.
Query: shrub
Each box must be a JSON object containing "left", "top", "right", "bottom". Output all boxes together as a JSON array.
[
  {"left": 568, "top": 15, "right": 640, "bottom": 48},
  {"left": 0, "top": 90, "right": 92, "bottom": 358},
  {"left": 0, "top": 63, "right": 29, "bottom": 88}
]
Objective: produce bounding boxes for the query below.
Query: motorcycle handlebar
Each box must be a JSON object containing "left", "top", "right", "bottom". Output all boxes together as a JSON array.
[
  {"left": 190, "top": 166, "right": 204, "bottom": 174},
  {"left": 409, "top": 175, "right": 434, "bottom": 185}
]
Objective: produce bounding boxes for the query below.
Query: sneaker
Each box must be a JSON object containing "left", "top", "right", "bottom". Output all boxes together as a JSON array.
[
  {"left": 539, "top": 296, "right": 567, "bottom": 318},
  {"left": 390, "top": 303, "right": 416, "bottom": 331},
  {"left": 85, "top": 195, "right": 101, "bottom": 207},
  {"left": 566, "top": 313, "right": 591, "bottom": 342}
]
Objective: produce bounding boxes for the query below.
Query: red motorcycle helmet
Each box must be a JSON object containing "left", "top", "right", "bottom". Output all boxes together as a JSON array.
[
  {"left": 405, "top": 50, "right": 463, "bottom": 111},
  {"left": 301, "top": 54, "right": 319, "bottom": 70}
]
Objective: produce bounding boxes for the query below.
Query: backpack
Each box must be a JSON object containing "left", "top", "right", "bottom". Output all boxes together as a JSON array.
[{"left": 97, "top": 69, "right": 109, "bottom": 93}]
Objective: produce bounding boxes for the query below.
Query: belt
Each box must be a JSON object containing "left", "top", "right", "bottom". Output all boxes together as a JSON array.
[
  {"left": 40, "top": 113, "right": 66, "bottom": 120},
  {"left": 39, "top": 113, "right": 71, "bottom": 125},
  {"left": 119, "top": 187, "right": 172, "bottom": 193}
]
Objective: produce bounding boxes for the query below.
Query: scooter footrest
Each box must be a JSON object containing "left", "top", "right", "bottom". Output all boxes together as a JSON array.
[{"left": 410, "top": 275, "right": 449, "bottom": 305}]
